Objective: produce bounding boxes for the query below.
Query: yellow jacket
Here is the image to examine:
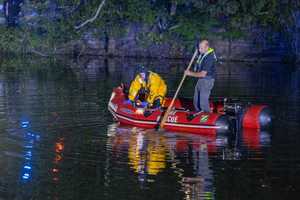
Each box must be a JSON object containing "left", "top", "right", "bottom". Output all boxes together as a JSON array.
[{"left": 128, "top": 71, "right": 167, "bottom": 106}]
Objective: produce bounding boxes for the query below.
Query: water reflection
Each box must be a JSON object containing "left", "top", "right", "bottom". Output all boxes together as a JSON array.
[
  {"left": 107, "top": 124, "right": 271, "bottom": 199},
  {"left": 20, "top": 119, "right": 40, "bottom": 182},
  {"left": 242, "top": 128, "right": 271, "bottom": 150},
  {"left": 167, "top": 133, "right": 217, "bottom": 200},
  {"left": 128, "top": 131, "right": 166, "bottom": 179},
  {"left": 0, "top": 56, "right": 297, "bottom": 199},
  {"left": 52, "top": 137, "right": 64, "bottom": 182},
  {"left": 107, "top": 126, "right": 167, "bottom": 184}
]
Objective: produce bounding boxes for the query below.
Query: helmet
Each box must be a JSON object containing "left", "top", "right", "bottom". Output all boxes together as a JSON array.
[
  {"left": 136, "top": 65, "right": 148, "bottom": 75},
  {"left": 136, "top": 65, "right": 148, "bottom": 80}
]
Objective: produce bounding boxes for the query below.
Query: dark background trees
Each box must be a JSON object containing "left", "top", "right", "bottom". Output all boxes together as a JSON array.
[{"left": 0, "top": 0, "right": 299, "bottom": 61}]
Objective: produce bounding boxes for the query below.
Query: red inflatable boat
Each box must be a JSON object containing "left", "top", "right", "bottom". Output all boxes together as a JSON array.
[{"left": 108, "top": 86, "right": 271, "bottom": 135}]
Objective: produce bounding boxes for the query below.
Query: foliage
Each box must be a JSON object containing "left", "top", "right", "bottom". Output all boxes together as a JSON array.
[{"left": 0, "top": 0, "right": 299, "bottom": 55}]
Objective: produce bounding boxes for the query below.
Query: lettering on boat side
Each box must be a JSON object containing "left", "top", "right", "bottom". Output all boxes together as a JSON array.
[
  {"left": 167, "top": 116, "right": 178, "bottom": 123},
  {"left": 200, "top": 115, "right": 209, "bottom": 123}
]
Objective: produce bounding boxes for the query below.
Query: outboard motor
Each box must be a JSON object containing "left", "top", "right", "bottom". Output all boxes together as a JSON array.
[
  {"left": 223, "top": 101, "right": 245, "bottom": 133},
  {"left": 223, "top": 102, "right": 244, "bottom": 116},
  {"left": 223, "top": 99, "right": 272, "bottom": 130}
]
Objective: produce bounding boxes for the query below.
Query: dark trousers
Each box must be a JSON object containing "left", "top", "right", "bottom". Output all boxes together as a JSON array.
[{"left": 193, "top": 78, "right": 215, "bottom": 112}]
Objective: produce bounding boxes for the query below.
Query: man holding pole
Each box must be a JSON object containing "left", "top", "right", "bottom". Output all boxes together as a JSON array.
[
  {"left": 184, "top": 40, "right": 217, "bottom": 113},
  {"left": 160, "top": 40, "right": 217, "bottom": 128}
]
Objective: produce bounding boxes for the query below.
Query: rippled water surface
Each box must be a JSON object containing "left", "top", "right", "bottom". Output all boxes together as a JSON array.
[{"left": 0, "top": 56, "right": 299, "bottom": 200}]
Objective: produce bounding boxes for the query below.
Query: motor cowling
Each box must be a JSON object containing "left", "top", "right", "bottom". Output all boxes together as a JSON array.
[
  {"left": 223, "top": 101, "right": 272, "bottom": 130},
  {"left": 223, "top": 102, "right": 244, "bottom": 116}
]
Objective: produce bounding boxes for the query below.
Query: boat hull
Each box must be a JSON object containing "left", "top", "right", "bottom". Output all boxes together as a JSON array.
[{"left": 108, "top": 87, "right": 230, "bottom": 135}]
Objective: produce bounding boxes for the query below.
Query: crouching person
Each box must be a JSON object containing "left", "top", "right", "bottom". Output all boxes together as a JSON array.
[{"left": 127, "top": 66, "right": 167, "bottom": 109}]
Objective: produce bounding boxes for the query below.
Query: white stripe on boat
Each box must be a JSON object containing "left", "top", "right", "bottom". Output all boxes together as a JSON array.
[{"left": 109, "top": 106, "right": 222, "bottom": 129}]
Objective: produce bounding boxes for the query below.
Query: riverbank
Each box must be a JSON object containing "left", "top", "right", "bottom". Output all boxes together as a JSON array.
[
  {"left": 59, "top": 36, "right": 292, "bottom": 63},
  {"left": 0, "top": 29, "right": 297, "bottom": 64},
  {"left": 0, "top": 39, "right": 296, "bottom": 64}
]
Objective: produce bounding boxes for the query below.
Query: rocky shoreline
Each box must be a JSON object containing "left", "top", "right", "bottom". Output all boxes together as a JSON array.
[{"left": 52, "top": 36, "right": 296, "bottom": 64}]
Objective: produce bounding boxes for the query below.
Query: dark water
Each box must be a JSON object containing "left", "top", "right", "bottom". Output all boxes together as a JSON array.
[{"left": 0, "top": 56, "right": 299, "bottom": 200}]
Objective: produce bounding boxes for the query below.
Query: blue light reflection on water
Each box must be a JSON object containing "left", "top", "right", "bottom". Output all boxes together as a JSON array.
[{"left": 20, "top": 119, "right": 40, "bottom": 182}]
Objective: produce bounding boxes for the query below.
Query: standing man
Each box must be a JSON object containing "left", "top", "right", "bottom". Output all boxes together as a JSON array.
[{"left": 184, "top": 40, "right": 217, "bottom": 113}]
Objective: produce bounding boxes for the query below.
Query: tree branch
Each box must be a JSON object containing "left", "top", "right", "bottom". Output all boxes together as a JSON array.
[
  {"left": 29, "top": 48, "right": 49, "bottom": 57},
  {"left": 74, "top": 0, "right": 106, "bottom": 30}
]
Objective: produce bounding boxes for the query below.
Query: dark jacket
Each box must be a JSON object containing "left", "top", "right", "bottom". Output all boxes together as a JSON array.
[{"left": 194, "top": 48, "right": 217, "bottom": 79}]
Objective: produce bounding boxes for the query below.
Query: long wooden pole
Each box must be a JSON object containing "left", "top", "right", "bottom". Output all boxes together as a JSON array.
[{"left": 160, "top": 48, "right": 198, "bottom": 129}]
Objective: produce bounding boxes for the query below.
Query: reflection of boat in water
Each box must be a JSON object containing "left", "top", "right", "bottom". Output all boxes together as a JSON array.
[
  {"left": 108, "top": 124, "right": 268, "bottom": 199},
  {"left": 108, "top": 86, "right": 272, "bottom": 135},
  {"left": 242, "top": 128, "right": 271, "bottom": 150},
  {"left": 107, "top": 126, "right": 167, "bottom": 182},
  {"left": 106, "top": 124, "right": 271, "bottom": 199},
  {"left": 127, "top": 130, "right": 167, "bottom": 178}
]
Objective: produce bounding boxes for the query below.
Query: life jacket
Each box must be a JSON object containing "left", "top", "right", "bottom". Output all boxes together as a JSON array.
[
  {"left": 194, "top": 48, "right": 217, "bottom": 72},
  {"left": 128, "top": 71, "right": 167, "bottom": 106}
]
